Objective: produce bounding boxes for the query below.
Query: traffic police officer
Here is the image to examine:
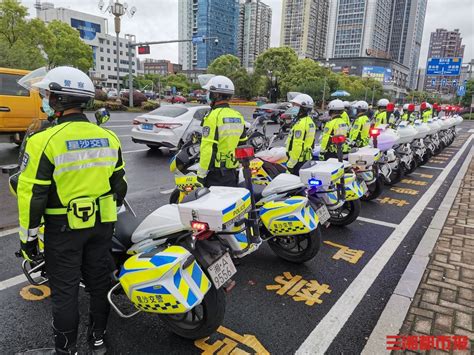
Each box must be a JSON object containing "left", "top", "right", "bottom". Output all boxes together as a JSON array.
[
  {"left": 349, "top": 101, "right": 371, "bottom": 147},
  {"left": 401, "top": 103, "right": 417, "bottom": 124},
  {"left": 197, "top": 75, "right": 246, "bottom": 187},
  {"left": 374, "top": 98, "right": 390, "bottom": 127},
  {"left": 17, "top": 66, "right": 127, "bottom": 354},
  {"left": 285, "top": 93, "right": 316, "bottom": 174},
  {"left": 420, "top": 102, "right": 433, "bottom": 122},
  {"left": 342, "top": 101, "right": 352, "bottom": 127},
  {"left": 320, "top": 99, "right": 349, "bottom": 160}
]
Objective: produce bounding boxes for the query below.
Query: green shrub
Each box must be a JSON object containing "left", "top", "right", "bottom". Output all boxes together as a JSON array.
[
  {"left": 105, "top": 101, "right": 127, "bottom": 111},
  {"left": 142, "top": 100, "right": 160, "bottom": 111},
  {"left": 91, "top": 100, "right": 106, "bottom": 110},
  {"left": 95, "top": 89, "right": 107, "bottom": 101},
  {"left": 462, "top": 113, "right": 473, "bottom": 120},
  {"left": 120, "top": 90, "right": 148, "bottom": 107}
]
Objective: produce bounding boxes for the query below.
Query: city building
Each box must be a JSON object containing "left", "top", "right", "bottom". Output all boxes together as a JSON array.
[
  {"left": 416, "top": 68, "right": 426, "bottom": 91},
  {"left": 237, "top": 0, "right": 272, "bottom": 69},
  {"left": 143, "top": 59, "right": 182, "bottom": 76},
  {"left": 326, "top": 0, "right": 393, "bottom": 59},
  {"left": 387, "top": 0, "right": 428, "bottom": 89},
  {"left": 327, "top": 57, "right": 409, "bottom": 100},
  {"left": 35, "top": 1, "right": 137, "bottom": 88},
  {"left": 178, "top": 0, "right": 239, "bottom": 70},
  {"left": 177, "top": 69, "right": 207, "bottom": 84},
  {"left": 280, "top": 0, "right": 329, "bottom": 60},
  {"left": 423, "top": 29, "right": 465, "bottom": 94}
]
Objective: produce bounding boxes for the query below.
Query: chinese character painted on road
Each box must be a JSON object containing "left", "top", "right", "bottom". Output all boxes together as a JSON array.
[
  {"left": 401, "top": 179, "right": 427, "bottom": 186},
  {"left": 266, "top": 272, "right": 331, "bottom": 307},
  {"left": 195, "top": 326, "right": 269, "bottom": 354},
  {"left": 390, "top": 187, "right": 419, "bottom": 196},
  {"left": 378, "top": 197, "right": 410, "bottom": 207},
  {"left": 323, "top": 241, "right": 365, "bottom": 264}
]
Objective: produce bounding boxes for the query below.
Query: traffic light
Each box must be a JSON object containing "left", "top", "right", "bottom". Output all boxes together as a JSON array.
[{"left": 137, "top": 45, "right": 150, "bottom": 55}]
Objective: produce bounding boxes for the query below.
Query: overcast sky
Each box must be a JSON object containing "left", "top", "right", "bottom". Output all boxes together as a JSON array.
[{"left": 23, "top": 0, "right": 473, "bottom": 68}]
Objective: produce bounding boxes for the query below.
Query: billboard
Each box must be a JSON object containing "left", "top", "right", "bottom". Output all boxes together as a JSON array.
[
  {"left": 71, "top": 18, "right": 101, "bottom": 41},
  {"left": 362, "top": 66, "right": 392, "bottom": 83},
  {"left": 426, "top": 57, "right": 462, "bottom": 76}
]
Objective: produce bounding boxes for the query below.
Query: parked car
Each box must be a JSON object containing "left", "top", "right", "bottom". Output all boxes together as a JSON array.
[
  {"left": 107, "top": 89, "right": 118, "bottom": 99},
  {"left": 143, "top": 90, "right": 157, "bottom": 100},
  {"left": 131, "top": 105, "right": 210, "bottom": 151},
  {"left": 252, "top": 102, "right": 291, "bottom": 123},
  {"left": 168, "top": 95, "right": 187, "bottom": 104}
]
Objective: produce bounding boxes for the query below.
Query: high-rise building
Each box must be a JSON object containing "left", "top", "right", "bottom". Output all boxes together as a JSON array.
[
  {"left": 178, "top": 0, "right": 239, "bottom": 70},
  {"left": 387, "top": 0, "right": 427, "bottom": 89},
  {"left": 280, "top": 0, "right": 329, "bottom": 60},
  {"left": 423, "top": 28, "right": 465, "bottom": 94},
  {"left": 326, "top": 0, "right": 393, "bottom": 59},
  {"left": 35, "top": 2, "right": 137, "bottom": 88},
  {"left": 237, "top": 0, "right": 272, "bottom": 69}
]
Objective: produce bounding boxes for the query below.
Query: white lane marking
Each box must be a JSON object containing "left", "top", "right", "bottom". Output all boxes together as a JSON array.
[
  {"left": 117, "top": 134, "right": 132, "bottom": 138},
  {"left": 0, "top": 274, "right": 27, "bottom": 291},
  {"left": 296, "top": 134, "right": 473, "bottom": 355},
  {"left": 0, "top": 227, "right": 19, "bottom": 238},
  {"left": 418, "top": 165, "right": 444, "bottom": 171},
  {"left": 122, "top": 148, "right": 149, "bottom": 154},
  {"left": 357, "top": 217, "right": 397, "bottom": 229},
  {"left": 103, "top": 125, "right": 132, "bottom": 128},
  {"left": 468, "top": 129, "right": 474, "bottom": 133},
  {"left": 160, "top": 188, "right": 175, "bottom": 194}
]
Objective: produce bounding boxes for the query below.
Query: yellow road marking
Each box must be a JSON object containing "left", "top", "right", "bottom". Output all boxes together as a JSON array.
[
  {"left": 429, "top": 159, "right": 446, "bottom": 164},
  {"left": 377, "top": 197, "right": 410, "bottom": 207},
  {"left": 20, "top": 284, "right": 51, "bottom": 301},
  {"left": 401, "top": 179, "right": 427, "bottom": 186},
  {"left": 412, "top": 173, "right": 433, "bottom": 179},
  {"left": 195, "top": 326, "right": 269, "bottom": 354},
  {"left": 323, "top": 241, "right": 365, "bottom": 264},
  {"left": 266, "top": 272, "right": 331, "bottom": 307},
  {"left": 390, "top": 187, "right": 419, "bottom": 195}
]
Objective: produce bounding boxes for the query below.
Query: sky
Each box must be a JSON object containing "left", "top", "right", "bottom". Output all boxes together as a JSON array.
[{"left": 23, "top": 0, "right": 474, "bottom": 68}]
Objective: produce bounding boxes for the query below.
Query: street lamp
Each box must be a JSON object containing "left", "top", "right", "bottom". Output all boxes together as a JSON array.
[{"left": 99, "top": 0, "right": 136, "bottom": 95}]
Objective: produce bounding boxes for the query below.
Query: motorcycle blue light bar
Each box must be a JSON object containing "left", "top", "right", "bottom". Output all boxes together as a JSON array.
[{"left": 308, "top": 178, "right": 322, "bottom": 186}]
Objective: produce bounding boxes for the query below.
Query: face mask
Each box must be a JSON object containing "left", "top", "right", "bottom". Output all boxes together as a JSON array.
[
  {"left": 42, "top": 98, "right": 55, "bottom": 117},
  {"left": 206, "top": 92, "right": 212, "bottom": 104}
]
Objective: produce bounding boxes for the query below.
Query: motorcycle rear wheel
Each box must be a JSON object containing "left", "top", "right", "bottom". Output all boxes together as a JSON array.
[
  {"left": 328, "top": 199, "right": 361, "bottom": 226},
  {"left": 361, "top": 177, "right": 383, "bottom": 201},
  {"left": 267, "top": 227, "right": 321, "bottom": 263},
  {"left": 159, "top": 285, "right": 225, "bottom": 340}
]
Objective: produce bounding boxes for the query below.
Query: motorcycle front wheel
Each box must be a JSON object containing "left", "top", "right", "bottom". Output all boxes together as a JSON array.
[
  {"left": 383, "top": 159, "right": 403, "bottom": 186},
  {"left": 267, "top": 227, "right": 321, "bottom": 263},
  {"left": 403, "top": 158, "right": 417, "bottom": 175},
  {"left": 159, "top": 285, "right": 225, "bottom": 340},
  {"left": 361, "top": 177, "right": 383, "bottom": 201},
  {"left": 328, "top": 199, "right": 361, "bottom": 226}
]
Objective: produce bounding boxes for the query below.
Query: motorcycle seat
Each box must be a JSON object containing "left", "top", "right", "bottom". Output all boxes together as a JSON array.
[{"left": 115, "top": 209, "right": 143, "bottom": 249}]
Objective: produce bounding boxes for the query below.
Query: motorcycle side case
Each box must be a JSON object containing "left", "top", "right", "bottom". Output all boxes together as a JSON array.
[
  {"left": 259, "top": 196, "right": 318, "bottom": 236},
  {"left": 347, "top": 147, "right": 381, "bottom": 170},
  {"left": 119, "top": 245, "right": 211, "bottom": 314},
  {"left": 344, "top": 173, "right": 367, "bottom": 201}
]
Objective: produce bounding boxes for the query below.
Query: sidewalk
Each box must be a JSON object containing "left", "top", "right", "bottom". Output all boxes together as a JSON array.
[{"left": 397, "top": 157, "right": 474, "bottom": 353}]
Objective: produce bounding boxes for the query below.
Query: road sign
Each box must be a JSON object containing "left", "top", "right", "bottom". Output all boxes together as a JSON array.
[
  {"left": 192, "top": 36, "right": 204, "bottom": 44},
  {"left": 457, "top": 85, "right": 466, "bottom": 97},
  {"left": 137, "top": 45, "right": 150, "bottom": 55},
  {"left": 452, "top": 80, "right": 457, "bottom": 87},
  {"left": 426, "top": 57, "right": 462, "bottom": 76},
  {"left": 431, "top": 78, "right": 436, "bottom": 86},
  {"left": 441, "top": 79, "right": 447, "bottom": 86}
]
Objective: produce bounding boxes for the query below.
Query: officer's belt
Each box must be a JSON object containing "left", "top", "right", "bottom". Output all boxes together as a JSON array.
[{"left": 44, "top": 207, "right": 71, "bottom": 215}]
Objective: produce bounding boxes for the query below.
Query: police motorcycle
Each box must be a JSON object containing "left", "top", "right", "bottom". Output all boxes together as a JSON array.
[
  {"left": 170, "top": 144, "right": 323, "bottom": 263},
  {"left": 411, "top": 119, "right": 432, "bottom": 165},
  {"left": 394, "top": 120, "right": 418, "bottom": 174}
]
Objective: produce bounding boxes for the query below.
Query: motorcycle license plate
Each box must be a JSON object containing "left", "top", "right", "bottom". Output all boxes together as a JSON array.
[
  {"left": 142, "top": 123, "right": 153, "bottom": 130},
  {"left": 315, "top": 205, "right": 330, "bottom": 225},
  {"left": 207, "top": 253, "right": 236, "bottom": 289}
]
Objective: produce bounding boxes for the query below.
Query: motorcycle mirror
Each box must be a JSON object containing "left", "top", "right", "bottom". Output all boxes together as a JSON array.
[{"left": 95, "top": 108, "right": 110, "bottom": 126}]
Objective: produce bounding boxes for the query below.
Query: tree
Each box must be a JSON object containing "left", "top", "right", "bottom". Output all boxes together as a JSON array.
[
  {"left": 207, "top": 54, "right": 242, "bottom": 77},
  {"left": 254, "top": 47, "right": 298, "bottom": 79},
  {"left": 162, "top": 74, "right": 191, "bottom": 94},
  {"left": 461, "top": 79, "right": 474, "bottom": 107}
]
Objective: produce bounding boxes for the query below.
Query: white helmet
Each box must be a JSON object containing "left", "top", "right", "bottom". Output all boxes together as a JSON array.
[
  {"left": 403, "top": 103, "right": 409, "bottom": 110},
  {"left": 30, "top": 66, "right": 95, "bottom": 98},
  {"left": 202, "top": 75, "right": 235, "bottom": 95},
  {"left": 354, "top": 100, "right": 368, "bottom": 111},
  {"left": 343, "top": 101, "right": 351, "bottom": 108},
  {"left": 290, "top": 93, "right": 314, "bottom": 109},
  {"left": 377, "top": 98, "right": 389, "bottom": 107},
  {"left": 328, "top": 99, "right": 345, "bottom": 111}
]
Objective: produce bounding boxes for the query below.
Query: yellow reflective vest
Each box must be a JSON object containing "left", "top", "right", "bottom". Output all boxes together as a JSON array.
[
  {"left": 198, "top": 104, "right": 246, "bottom": 178},
  {"left": 320, "top": 115, "right": 349, "bottom": 153},
  {"left": 17, "top": 113, "right": 127, "bottom": 243},
  {"left": 375, "top": 110, "right": 389, "bottom": 127},
  {"left": 349, "top": 114, "right": 370, "bottom": 147},
  {"left": 285, "top": 115, "right": 316, "bottom": 168},
  {"left": 341, "top": 111, "right": 351, "bottom": 127},
  {"left": 422, "top": 109, "right": 433, "bottom": 123}
]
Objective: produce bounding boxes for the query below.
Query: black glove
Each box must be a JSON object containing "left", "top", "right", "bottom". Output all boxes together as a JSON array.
[{"left": 20, "top": 239, "right": 38, "bottom": 262}]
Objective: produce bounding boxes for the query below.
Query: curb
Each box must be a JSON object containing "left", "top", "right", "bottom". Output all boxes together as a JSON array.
[{"left": 362, "top": 144, "right": 474, "bottom": 354}]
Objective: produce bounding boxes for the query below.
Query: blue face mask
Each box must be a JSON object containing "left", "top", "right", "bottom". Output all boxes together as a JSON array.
[{"left": 42, "top": 98, "right": 55, "bottom": 117}]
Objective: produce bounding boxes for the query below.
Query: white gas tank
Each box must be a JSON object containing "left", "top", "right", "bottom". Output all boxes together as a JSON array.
[
  {"left": 427, "top": 118, "right": 441, "bottom": 134},
  {"left": 413, "top": 121, "right": 430, "bottom": 139},
  {"left": 261, "top": 173, "right": 304, "bottom": 197},
  {"left": 370, "top": 124, "right": 400, "bottom": 151},
  {"left": 396, "top": 122, "right": 417, "bottom": 144},
  {"left": 132, "top": 204, "right": 187, "bottom": 243},
  {"left": 255, "top": 147, "right": 288, "bottom": 164}
]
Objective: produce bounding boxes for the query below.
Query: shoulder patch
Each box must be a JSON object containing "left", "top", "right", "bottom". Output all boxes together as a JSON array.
[
  {"left": 202, "top": 126, "right": 210, "bottom": 137},
  {"left": 324, "top": 127, "right": 330, "bottom": 133},
  {"left": 309, "top": 123, "right": 315, "bottom": 128},
  {"left": 353, "top": 124, "right": 360, "bottom": 130},
  {"left": 20, "top": 152, "right": 29, "bottom": 172},
  {"left": 295, "top": 130, "right": 302, "bottom": 138}
]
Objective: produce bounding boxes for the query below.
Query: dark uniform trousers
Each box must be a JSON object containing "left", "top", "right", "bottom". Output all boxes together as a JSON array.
[{"left": 204, "top": 169, "right": 239, "bottom": 188}]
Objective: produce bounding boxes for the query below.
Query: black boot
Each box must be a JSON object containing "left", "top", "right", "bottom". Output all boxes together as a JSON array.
[
  {"left": 52, "top": 324, "right": 78, "bottom": 355},
  {"left": 88, "top": 328, "right": 107, "bottom": 355}
]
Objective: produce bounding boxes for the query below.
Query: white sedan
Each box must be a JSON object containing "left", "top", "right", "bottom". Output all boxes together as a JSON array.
[{"left": 131, "top": 105, "right": 210, "bottom": 151}]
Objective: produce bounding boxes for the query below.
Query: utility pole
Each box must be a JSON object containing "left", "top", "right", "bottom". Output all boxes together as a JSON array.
[{"left": 125, "top": 34, "right": 135, "bottom": 107}]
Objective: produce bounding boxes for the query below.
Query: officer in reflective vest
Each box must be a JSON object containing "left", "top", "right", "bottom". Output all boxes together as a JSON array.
[
  {"left": 342, "top": 101, "right": 352, "bottom": 127},
  {"left": 17, "top": 66, "right": 127, "bottom": 354},
  {"left": 320, "top": 99, "right": 349, "bottom": 160},
  {"left": 197, "top": 75, "right": 246, "bottom": 187},
  {"left": 420, "top": 102, "right": 433, "bottom": 122},
  {"left": 349, "top": 100, "right": 371, "bottom": 147},
  {"left": 285, "top": 93, "right": 316, "bottom": 174},
  {"left": 401, "top": 103, "right": 417, "bottom": 125},
  {"left": 374, "top": 98, "right": 390, "bottom": 127}
]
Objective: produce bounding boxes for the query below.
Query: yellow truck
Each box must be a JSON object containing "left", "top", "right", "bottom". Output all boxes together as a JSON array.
[{"left": 0, "top": 67, "right": 46, "bottom": 145}]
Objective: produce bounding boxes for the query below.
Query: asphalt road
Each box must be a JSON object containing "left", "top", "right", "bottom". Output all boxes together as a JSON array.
[{"left": 0, "top": 108, "right": 473, "bottom": 354}]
